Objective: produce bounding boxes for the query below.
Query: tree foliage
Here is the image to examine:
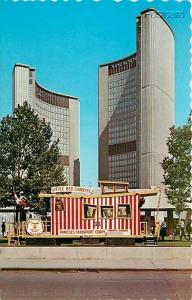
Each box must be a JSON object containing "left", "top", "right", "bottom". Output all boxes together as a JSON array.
[
  {"left": 161, "top": 117, "right": 191, "bottom": 215},
  {"left": 0, "top": 102, "right": 67, "bottom": 209}
]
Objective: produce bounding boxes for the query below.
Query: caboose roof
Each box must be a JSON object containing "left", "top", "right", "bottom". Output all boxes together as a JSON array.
[{"left": 39, "top": 188, "right": 160, "bottom": 199}]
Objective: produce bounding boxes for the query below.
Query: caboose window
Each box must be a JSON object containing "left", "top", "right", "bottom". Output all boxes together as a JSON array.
[
  {"left": 84, "top": 204, "right": 97, "bottom": 219},
  {"left": 100, "top": 206, "right": 114, "bottom": 219},
  {"left": 118, "top": 204, "right": 131, "bottom": 218}
]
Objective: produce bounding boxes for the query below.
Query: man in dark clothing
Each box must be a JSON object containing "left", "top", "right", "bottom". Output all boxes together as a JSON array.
[
  {"left": 1, "top": 222, "right": 5, "bottom": 237},
  {"left": 160, "top": 220, "right": 167, "bottom": 241}
]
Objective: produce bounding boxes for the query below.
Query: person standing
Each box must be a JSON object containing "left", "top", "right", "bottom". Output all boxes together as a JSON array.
[
  {"left": 173, "top": 220, "right": 180, "bottom": 240},
  {"left": 179, "top": 219, "right": 186, "bottom": 241},
  {"left": 151, "top": 225, "right": 155, "bottom": 235},
  {"left": 160, "top": 220, "right": 167, "bottom": 241},
  {"left": 155, "top": 221, "right": 161, "bottom": 239},
  {"left": 1, "top": 221, "right": 5, "bottom": 237}
]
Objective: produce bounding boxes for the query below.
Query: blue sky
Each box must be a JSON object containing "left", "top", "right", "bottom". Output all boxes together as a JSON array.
[{"left": 0, "top": 0, "right": 190, "bottom": 187}]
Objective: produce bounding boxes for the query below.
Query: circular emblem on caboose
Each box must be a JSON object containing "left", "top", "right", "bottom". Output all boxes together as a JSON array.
[{"left": 26, "top": 218, "right": 44, "bottom": 236}]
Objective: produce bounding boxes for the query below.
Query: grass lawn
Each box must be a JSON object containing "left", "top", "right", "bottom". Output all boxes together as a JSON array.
[
  {"left": 0, "top": 237, "right": 8, "bottom": 246},
  {"left": 158, "top": 237, "right": 191, "bottom": 247}
]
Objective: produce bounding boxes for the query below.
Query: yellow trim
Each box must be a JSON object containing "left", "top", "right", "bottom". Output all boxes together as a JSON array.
[
  {"left": 11, "top": 234, "right": 146, "bottom": 239},
  {"left": 39, "top": 189, "right": 159, "bottom": 199},
  {"left": 81, "top": 218, "right": 97, "bottom": 220},
  {"left": 117, "top": 217, "right": 131, "bottom": 219},
  {"left": 98, "top": 180, "right": 129, "bottom": 185},
  {"left": 40, "top": 193, "right": 135, "bottom": 198}
]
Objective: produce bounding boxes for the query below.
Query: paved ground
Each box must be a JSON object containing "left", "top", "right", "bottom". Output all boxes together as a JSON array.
[
  {"left": 0, "top": 270, "right": 191, "bottom": 300},
  {"left": 0, "top": 257, "right": 190, "bottom": 270},
  {"left": 0, "top": 246, "right": 191, "bottom": 270}
]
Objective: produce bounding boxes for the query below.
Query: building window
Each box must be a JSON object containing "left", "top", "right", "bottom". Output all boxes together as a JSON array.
[
  {"left": 84, "top": 204, "right": 97, "bottom": 219},
  {"left": 117, "top": 204, "right": 131, "bottom": 218},
  {"left": 29, "top": 70, "right": 33, "bottom": 78}
]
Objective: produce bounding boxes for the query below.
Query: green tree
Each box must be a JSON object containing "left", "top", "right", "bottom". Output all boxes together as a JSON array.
[
  {"left": 0, "top": 102, "right": 67, "bottom": 211},
  {"left": 161, "top": 117, "right": 191, "bottom": 217}
]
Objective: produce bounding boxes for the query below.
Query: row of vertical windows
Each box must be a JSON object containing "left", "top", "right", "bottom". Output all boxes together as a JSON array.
[
  {"left": 109, "top": 153, "right": 136, "bottom": 159},
  {"left": 108, "top": 89, "right": 136, "bottom": 100},
  {"left": 108, "top": 56, "right": 136, "bottom": 75},
  {"left": 109, "top": 98, "right": 135, "bottom": 105},
  {"left": 36, "top": 84, "right": 69, "bottom": 108},
  {"left": 108, "top": 67, "right": 136, "bottom": 81},
  {"left": 84, "top": 204, "right": 131, "bottom": 219},
  {"left": 108, "top": 72, "right": 136, "bottom": 85},
  {"left": 109, "top": 128, "right": 136, "bottom": 136},
  {"left": 109, "top": 136, "right": 136, "bottom": 145},
  {"left": 107, "top": 64, "right": 137, "bottom": 187},
  {"left": 109, "top": 123, "right": 136, "bottom": 132},
  {"left": 109, "top": 117, "right": 136, "bottom": 128},
  {"left": 109, "top": 83, "right": 136, "bottom": 94},
  {"left": 109, "top": 176, "right": 136, "bottom": 188}
]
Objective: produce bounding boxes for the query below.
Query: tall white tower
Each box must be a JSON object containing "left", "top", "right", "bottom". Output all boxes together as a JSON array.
[
  {"left": 98, "top": 9, "right": 174, "bottom": 190},
  {"left": 13, "top": 64, "right": 80, "bottom": 186},
  {"left": 136, "top": 9, "right": 174, "bottom": 188}
]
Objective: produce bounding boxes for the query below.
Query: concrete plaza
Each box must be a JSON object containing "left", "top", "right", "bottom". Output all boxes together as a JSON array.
[{"left": 0, "top": 246, "right": 191, "bottom": 270}]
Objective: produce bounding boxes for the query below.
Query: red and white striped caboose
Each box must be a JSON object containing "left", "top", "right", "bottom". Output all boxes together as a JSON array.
[
  {"left": 40, "top": 181, "right": 159, "bottom": 238},
  {"left": 44, "top": 182, "right": 159, "bottom": 239}
]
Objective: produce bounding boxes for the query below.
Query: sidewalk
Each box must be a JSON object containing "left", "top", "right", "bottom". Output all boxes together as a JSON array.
[
  {"left": 0, "top": 246, "right": 191, "bottom": 270},
  {"left": 0, "top": 258, "right": 191, "bottom": 270}
]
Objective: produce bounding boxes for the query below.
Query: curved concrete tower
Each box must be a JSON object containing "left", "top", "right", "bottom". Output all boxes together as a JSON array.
[
  {"left": 136, "top": 9, "right": 174, "bottom": 188},
  {"left": 99, "top": 8, "right": 174, "bottom": 189},
  {"left": 13, "top": 64, "right": 80, "bottom": 186}
]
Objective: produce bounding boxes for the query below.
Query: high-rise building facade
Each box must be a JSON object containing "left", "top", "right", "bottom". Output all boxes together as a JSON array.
[
  {"left": 99, "top": 9, "right": 174, "bottom": 189},
  {"left": 13, "top": 64, "right": 80, "bottom": 186}
]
